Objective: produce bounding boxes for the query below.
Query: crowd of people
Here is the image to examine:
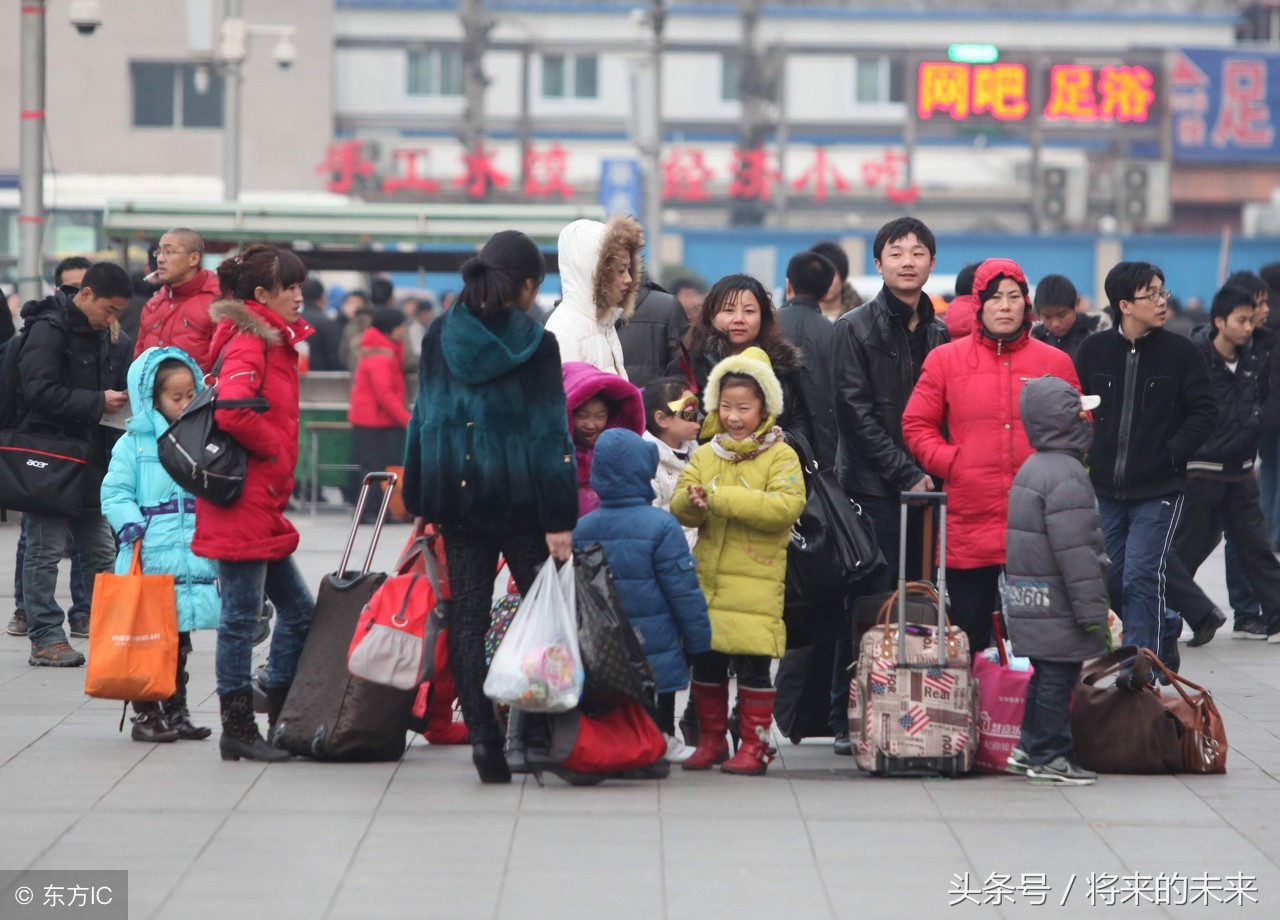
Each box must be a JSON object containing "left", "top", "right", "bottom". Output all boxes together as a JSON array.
[{"left": 2, "top": 212, "right": 1272, "bottom": 786}]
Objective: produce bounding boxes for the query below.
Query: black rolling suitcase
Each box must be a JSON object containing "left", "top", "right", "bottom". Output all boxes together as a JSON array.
[{"left": 274, "top": 473, "right": 414, "bottom": 761}]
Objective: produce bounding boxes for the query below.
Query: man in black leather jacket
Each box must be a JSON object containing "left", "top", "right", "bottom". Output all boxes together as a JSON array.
[
  {"left": 827, "top": 218, "right": 949, "bottom": 755},
  {"left": 831, "top": 217, "right": 949, "bottom": 575}
]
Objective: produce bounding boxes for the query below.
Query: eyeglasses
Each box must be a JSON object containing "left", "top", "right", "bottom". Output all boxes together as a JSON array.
[
  {"left": 1132, "top": 290, "right": 1172, "bottom": 304},
  {"left": 152, "top": 248, "right": 193, "bottom": 260}
]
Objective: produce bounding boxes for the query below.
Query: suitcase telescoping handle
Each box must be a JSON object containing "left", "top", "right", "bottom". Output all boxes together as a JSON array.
[
  {"left": 337, "top": 472, "right": 398, "bottom": 578},
  {"left": 898, "top": 491, "right": 948, "bottom": 667}
]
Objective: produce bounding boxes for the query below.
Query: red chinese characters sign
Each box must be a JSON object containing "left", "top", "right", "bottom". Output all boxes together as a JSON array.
[{"left": 917, "top": 60, "right": 1157, "bottom": 125}]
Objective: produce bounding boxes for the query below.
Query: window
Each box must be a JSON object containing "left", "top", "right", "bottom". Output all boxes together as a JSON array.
[
  {"left": 853, "top": 55, "right": 904, "bottom": 105},
  {"left": 131, "top": 62, "right": 224, "bottom": 128},
  {"left": 406, "top": 48, "right": 464, "bottom": 97},
  {"left": 721, "top": 55, "right": 741, "bottom": 102},
  {"left": 542, "top": 53, "right": 598, "bottom": 99}
]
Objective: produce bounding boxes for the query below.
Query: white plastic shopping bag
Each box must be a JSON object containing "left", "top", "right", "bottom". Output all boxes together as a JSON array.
[{"left": 483, "top": 557, "right": 584, "bottom": 713}]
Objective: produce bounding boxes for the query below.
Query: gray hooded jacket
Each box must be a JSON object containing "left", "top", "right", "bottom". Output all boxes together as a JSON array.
[{"left": 1004, "top": 376, "right": 1109, "bottom": 663}]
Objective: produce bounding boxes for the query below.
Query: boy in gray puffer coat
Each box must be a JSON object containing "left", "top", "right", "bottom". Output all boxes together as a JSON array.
[{"left": 1004, "top": 376, "right": 1110, "bottom": 786}]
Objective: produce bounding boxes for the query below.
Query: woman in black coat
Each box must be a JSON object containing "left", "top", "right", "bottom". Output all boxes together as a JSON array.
[{"left": 665, "top": 273, "right": 813, "bottom": 447}]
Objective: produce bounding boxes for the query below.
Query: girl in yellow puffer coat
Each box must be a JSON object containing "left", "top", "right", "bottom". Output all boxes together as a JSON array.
[{"left": 671, "top": 346, "right": 805, "bottom": 776}]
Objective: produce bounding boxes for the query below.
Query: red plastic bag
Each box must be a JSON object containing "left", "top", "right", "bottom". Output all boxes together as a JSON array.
[{"left": 559, "top": 699, "right": 667, "bottom": 774}]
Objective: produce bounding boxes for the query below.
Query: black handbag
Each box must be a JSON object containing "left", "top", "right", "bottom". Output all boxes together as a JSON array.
[
  {"left": 572, "top": 544, "right": 657, "bottom": 710},
  {"left": 158, "top": 347, "right": 268, "bottom": 507},
  {"left": 785, "top": 431, "right": 887, "bottom": 607},
  {"left": 0, "top": 429, "right": 89, "bottom": 518}
]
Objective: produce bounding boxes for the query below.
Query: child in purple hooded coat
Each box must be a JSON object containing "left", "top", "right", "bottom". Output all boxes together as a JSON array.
[{"left": 561, "top": 361, "right": 645, "bottom": 517}]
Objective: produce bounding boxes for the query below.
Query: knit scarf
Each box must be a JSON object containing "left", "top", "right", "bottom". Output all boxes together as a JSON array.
[{"left": 711, "top": 425, "right": 784, "bottom": 462}]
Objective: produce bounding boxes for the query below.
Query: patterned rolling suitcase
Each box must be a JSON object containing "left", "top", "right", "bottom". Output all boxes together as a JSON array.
[
  {"left": 849, "top": 493, "right": 978, "bottom": 777},
  {"left": 274, "top": 473, "right": 415, "bottom": 761}
]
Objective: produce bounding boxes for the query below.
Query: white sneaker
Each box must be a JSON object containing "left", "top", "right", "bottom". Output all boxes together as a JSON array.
[
  {"left": 1178, "top": 621, "right": 1194, "bottom": 644},
  {"left": 664, "top": 733, "right": 695, "bottom": 764}
]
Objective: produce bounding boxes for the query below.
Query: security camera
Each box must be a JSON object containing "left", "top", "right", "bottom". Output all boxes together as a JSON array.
[
  {"left": 69, "top": 0, "right": 102, "bottom": 35},
  {"left": 272, "top": 37, "right": 297, "bottom": 70}
]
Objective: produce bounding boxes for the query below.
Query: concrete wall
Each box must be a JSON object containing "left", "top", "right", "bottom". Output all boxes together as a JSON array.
[{"left": 0, "top": 0, "right": 333, "bottom": 193}]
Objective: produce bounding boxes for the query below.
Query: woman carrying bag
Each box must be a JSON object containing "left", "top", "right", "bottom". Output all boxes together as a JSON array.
[
  {"left": 402, "top": 230, "right": 578, "bottom": 784},
  {"left": 192, "top": 244, "right": 317, "bottom": 763}
]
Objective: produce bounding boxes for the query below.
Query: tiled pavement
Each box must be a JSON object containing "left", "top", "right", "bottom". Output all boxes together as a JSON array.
[{"left": 2, "top": 513, "right": 1280, "bottom": 919}]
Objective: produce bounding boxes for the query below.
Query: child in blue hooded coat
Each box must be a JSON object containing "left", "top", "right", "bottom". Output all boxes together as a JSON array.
[
  {"left": 574, "top": 428, "right": 712, "bottom": 762},
  {"left": 101, "top": 346, "right": 221, "bottom": 744}
]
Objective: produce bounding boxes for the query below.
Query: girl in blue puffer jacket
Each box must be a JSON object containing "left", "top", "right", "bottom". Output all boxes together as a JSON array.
[
  {"left": 574, "top": 428, "right": 712, "bottom": 762},
  {"left": 101, "top": 346, "right": 221, "bottom": 744}
]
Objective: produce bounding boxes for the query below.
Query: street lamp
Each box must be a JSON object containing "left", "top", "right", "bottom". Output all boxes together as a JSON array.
[
  {"left": 17, "top": 1, "right": 49, "bottom": 304},
  {"left": 629, "top": 2, "right": 665, "bottom": 284},
  {"left": 217, "top": 1, "right": 297, "bottom": 201}
]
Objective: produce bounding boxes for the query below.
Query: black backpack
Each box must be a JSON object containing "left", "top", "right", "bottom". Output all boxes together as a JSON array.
[
  {"left": 0, "top": 332, "right": 30, "bottom": 431},
  {"left": 157, "top": 345, "right": 268, "bottom": 507}
]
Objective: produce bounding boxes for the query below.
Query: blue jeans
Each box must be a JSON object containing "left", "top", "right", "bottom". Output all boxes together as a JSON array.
[
  {"left": 1226, "top": 540, "right": 1262, "bottom": 619},
  {"left": 215, "top": 557, "right": 315, "bottom": 696},
  {"left": 22, "top": 512, "right": 116, "bottom": 648},
  {"left": 1020, "top": 659, "right": 1083, "bottom": 765},
  {"left": 14, "top": 517, "right": 90, "bottom": 620},
  {"left": 1098, "top": 494, "right": 1181, "bottom": 656}
]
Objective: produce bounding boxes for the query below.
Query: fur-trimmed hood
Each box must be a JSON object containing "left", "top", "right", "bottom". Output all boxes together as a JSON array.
[
  {"left": 207, "top": 298, "right": 312, "bottom": 361},
  {"left": 557, "top": 217, "right": 644, "bottom": 325},
  {"left": 700, "top": 346, "right": 785, "bottom": 438}
]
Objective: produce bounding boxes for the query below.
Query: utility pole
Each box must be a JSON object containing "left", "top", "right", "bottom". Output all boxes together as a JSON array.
[
  {"left": 221, "top": 0, "right": 244, "bottom": 201},
  {"left": 732, "top": 0, "right": 776, "bottom": 226},
  {"left": 645, "top": 0, "right": 665, "bottom": 284},
  {"left": 459, "top": 0, "right": 493, "bottom": 189},
  {"left": 18, "top": 0, "right": 47, "bottom": 304}
]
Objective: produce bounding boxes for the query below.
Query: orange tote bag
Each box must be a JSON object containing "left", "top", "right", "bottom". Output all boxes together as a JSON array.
[{"left": 84, "top": 543, "right": 179, "bottom": 701}]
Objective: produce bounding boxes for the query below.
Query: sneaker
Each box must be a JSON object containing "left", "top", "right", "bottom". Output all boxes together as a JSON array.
[
  {"left": 68, "top": 617, "right": 90, "bottom": 639},
  {"left": 1027, "top": 756, "right": 1097, "bottom": 786},
  {"left": 1187, "top": 608, "right": 1227, "bottom": 648},
  {"left": 6, "top": 609, "right": 27, "bottom": 636},
  {"left": 1267, "top": 632, "right": 1280, "bottom": 644},
  {"left": 1005, "top": 747, "right": 1031, "bottom": 776},
  {"left": 664, "top": 733, "right": 695, "bottom": 764},
  {"left": 29, "top": 642, "right": 85, "bottom": 667},
  {"left": 1234, "top": 619, "right": 1268, "bottom": 640}
]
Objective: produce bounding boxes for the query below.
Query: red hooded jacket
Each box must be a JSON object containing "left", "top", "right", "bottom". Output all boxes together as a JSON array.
[
  {"left": 192, "top": 299, "right": 314, "bottom": 562},
  {"left": 902, "top": 258, "right": 1081, "bottom": 569},
  {"left": 561, "top": 361, "right": 645, "bottom": 516},
  {"left": 348, "top": 327, "right": 411, "bottom": 428},
  {"left": 134, "top": 268, "right": 223, "bottom": 373}
]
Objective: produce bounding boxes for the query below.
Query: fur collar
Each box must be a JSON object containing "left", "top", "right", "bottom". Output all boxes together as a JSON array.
[
  {"left": 701, "top": 331, "right": 803, "bottom": 376},
  {"left": 209, "top": 299, "right": 283, "bottom": 345}
]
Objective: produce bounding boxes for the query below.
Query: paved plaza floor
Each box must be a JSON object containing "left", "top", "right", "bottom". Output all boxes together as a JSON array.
[{"left": 2, "top": 511, "right": 1280, "bottom": 919}]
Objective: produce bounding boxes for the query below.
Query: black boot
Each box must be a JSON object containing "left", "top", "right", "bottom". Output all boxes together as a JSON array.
[
  {"left": 130, "top": 702, "right": 179, "bottom": 743},
  {"left": 678, "top": 693, "right": 699, "bottom": 747},
  {"left": 219, "top": 688, "right": 290, "bottom": 762},
  {"left": 163, "top": 648, "right": 211, "bottom": 740},
  {"left": 472, "top": 739, "right": 512, "bottom": 784},
  {"left": 265, "top": 684, "right": 291, "bottom": 744}
]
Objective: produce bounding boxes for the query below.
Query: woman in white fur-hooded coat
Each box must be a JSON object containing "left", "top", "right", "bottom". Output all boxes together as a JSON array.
[{"left": 546, "top": 216, "right": 643, "bottom": 378}]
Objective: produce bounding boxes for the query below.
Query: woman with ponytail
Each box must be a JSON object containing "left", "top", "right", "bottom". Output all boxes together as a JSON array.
[
  {"left": 192, "top": 243, "right": 315, "bottom": 762},
  {"left": 403, "top": 230, "right": 578, "bottom": 784}
]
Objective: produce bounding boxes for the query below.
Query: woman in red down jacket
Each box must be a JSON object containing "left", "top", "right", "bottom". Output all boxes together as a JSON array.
[
  {"left": 193, "top": 243, "right": 315, "bottom": 763},
  {"left": 902, "top": 257, "right": 1081, "bottom": 654},
  {"left": 348, "top": 306, "right": 413, "bottom": 523}
]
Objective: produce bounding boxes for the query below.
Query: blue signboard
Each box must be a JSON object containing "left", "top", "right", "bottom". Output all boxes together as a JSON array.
[
  {"left": 598, "top": 158, "right": 643, "bottom": 218},
  {"left": 1172, "top": 48, "right": 1280, "bottom": 162}
]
